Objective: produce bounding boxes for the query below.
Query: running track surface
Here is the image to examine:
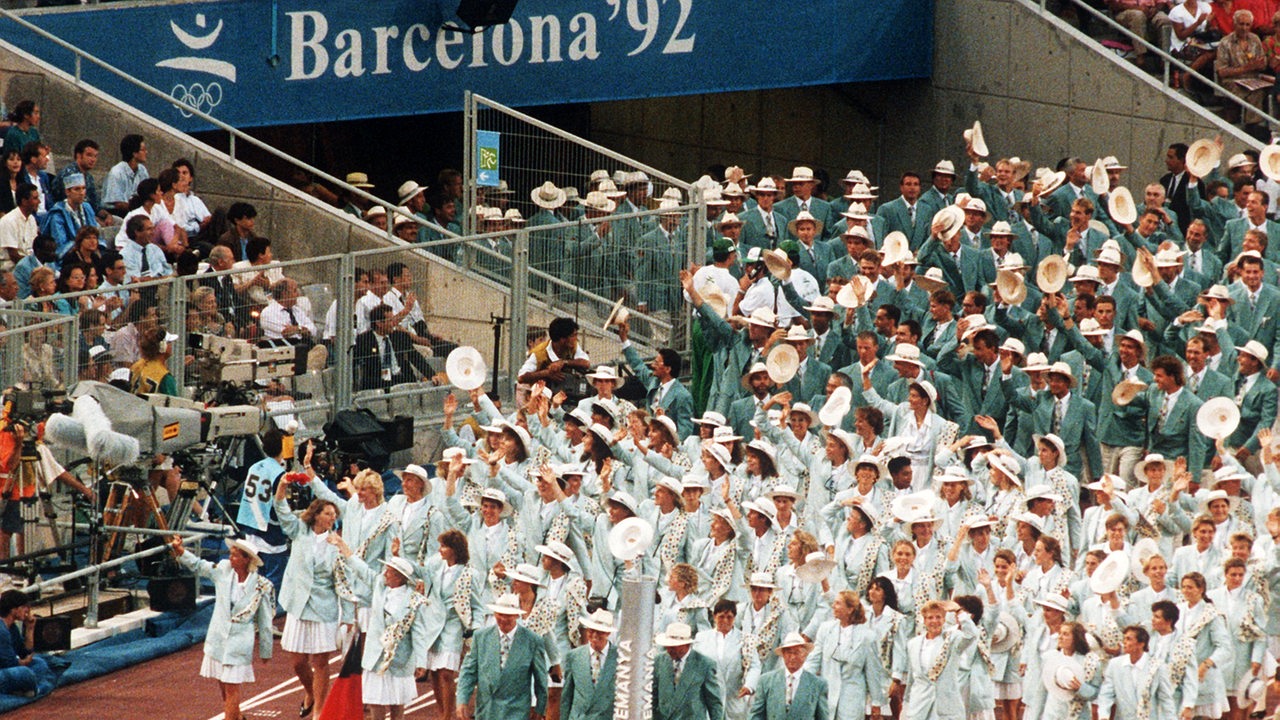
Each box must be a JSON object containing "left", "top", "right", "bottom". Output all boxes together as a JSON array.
[{"left": 3, "top": 641, "right": 438, "bottom": 720}]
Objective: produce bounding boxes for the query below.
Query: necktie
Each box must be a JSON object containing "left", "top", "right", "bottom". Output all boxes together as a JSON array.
[
  {"left": 381, "top": 336, "right": 393, "bottom": 371},
  {"left": 1082, "top": 365, "right": 1091, "bottom": 388},
  {"left": 1157, "top": 393, "right": 1171, "bottom": 431},
  {"left": 764, "top": 211, "right": 776, "bottom": 237},
  {"left": 1189, "top": 373, "right": 1200, "bottom": 394},
  {"left": 1237, "top": 376, "right": 1248, "bottom": 403},
  {"left": 1191, "top": 252, "right": 1200, "bottom": 274},
  {"left": 1251, "top": 293, "right": 1258, "bottom": 311},
  {"left": 500, "top": 631, "right": 512, "bottom": 667},
  {"left": 139, "top": 244, "right": 150, "bottom": 274},
  {"left": 786, "top": 673, "right": 796, "bottom": 705},
  {"left": 982, "top": 365, "right": 993, "bottom": 393},
  {"left": 1052, "top": 398, "right": 1065, "bottom": 434},
  {"left": 287, "top": 306, "right": 298, "bottom": 326},
  {"left": 673, "top": 659, "right": 682, "bottom": 684},
  {"left": 591, "top": 650, "right": 602, "bottom": 683},
  {"left": 909, "top": 204, "right": 916, "bottom": 224}
]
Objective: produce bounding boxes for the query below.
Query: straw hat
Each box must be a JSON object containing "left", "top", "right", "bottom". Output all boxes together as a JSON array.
[
  {"left": 655, "top": 622, "right": 695, "bottom": 647},
  {"left": 787, "top": 166, "right": 818, "bottom": 183},
  {"left": 346, "top": 172, "right": 375, "bottom": 189},
  {"left": 1196, "top": 396, "right": 1241, "bottom": 440},
  {"left": 890, "top": 491, "right": 937, "bottom": 523},
  {"left": 991, "top": 611, "right": 1023, "bottom": 653},
  {"left": 795, "top": 551, "right": 837, "bottom": 585},
  {"left": 763, "top": 249, "right": 793, "bottom": 281},
  {"left": 818, "top": 386, "right": 853, "bottom": 426},
  {"left": 881, "top": 231, "right": 910, "bottom": 267},
  {"left": 1237, "top": 339, "right": 1270, "bottom": 364},
  {"left": 995, "top": 268, "right": 1027, "bottom": 305},
  {"left": 581, "top": 609, "right": 617, "bottom": 633},
  {"left": 748, "top": 570, "right": 777, "bottom": 589},
  {"left": 1089, "top": 551, "right": 1131, "bottom": 594},
  {"left": 1261, "top": 143, "right": 1280, "bottom": 181},
  {"left": 964, "top": 120, "right": 989, "bottom": 157},
  {"left": 488, "top": 593, "right": 523, "bottom": 616},
  {"left": 397, "top": 180, "right": 425, "bottom": 204},
  {"left": 1035, "top": 593, "right": 1071, "bottom": 614},
  {"left": 748, "top": 177, "right": 780, "bottom": 195},
  {"left": 887, "top": 343, "right": 927, "bottom": 368},
  {"left": 773, "top": 631, "right": 814, "bottom": 655},
  {"left": 1036, "top": 255, "right": 1068, "bottom": 293},
  {"left": 506, "top": 562, "right": 545, "bottom": 587},
  {"left": 1108, "top": 186, "right": 1137, "bottom": 225},
  {"left": 1111, "top": 379, "right": 1147, "bottom": 406},
  {"left": 701, "top": 283, "right": 730, "bottom": 318},
  {"left": 1186, "top": 139, "right": 1222, "bottom": 177},
  {"left": 536, "top": 541, "right": 575, "bottom": 567},
  {"left": 1133, "top": 453, "right": 1173, "bottom": 479},
  {"left": 1089, "top": 158, "right": 1110, "bottom": 195},
  {"left": 607, "top": 517, "right": 654, "bottom": 561},
  {"left": 1042, "top": 652, "right": 1086, "bottom": 701},
  {"left": 579, "top": 191, "right": 618, "bottom": 212},
  {"left": 479, "top": 488, "right": 513, "bottom": 517},
  {"left": 786, "top": 210, "right": 824, "bottom": 238},
  {"left": 225, "top": 538, "right": 264, "bottom": 570},
  {"left": 914, "top": 267, "right": 948, "bottom": 293},
  {"left": 835, "top": 275, "right": 874, "bottom": 309},
  {"left": 1237, "top": 673, "right": 1268, "bottom": 712},
  {"left": 531, "top": 181, "right": 567, "bottom": 209},
  {"left": 931, "top": 206, "right": 965, "bottom": 243},
  {"left": 766, "top": 343, "right": 800, "bottom": 384},
  {"left": 603, "top": 297, "right": 630, "bottom": 331}
]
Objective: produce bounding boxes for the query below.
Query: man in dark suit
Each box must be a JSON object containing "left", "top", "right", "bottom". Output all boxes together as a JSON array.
[
  {"left": 1160, "top": 143, "right": 1194, "bottom": 236},
  {"left": 560, "top": 610, "right": 617, "bottom": 720},
  {"left": 620, "top": 320, "right": 695, "bottom": 439},
  {"left": 653, "top": 622, "right": 723, "bottom": 720},
  {"left": 354, "top": 303, "right": 434, "bottom": 391}
]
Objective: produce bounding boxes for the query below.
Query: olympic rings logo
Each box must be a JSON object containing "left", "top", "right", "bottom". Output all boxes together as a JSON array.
[{"left": 170, "top": 82, "right": 223, "bottom": 117}]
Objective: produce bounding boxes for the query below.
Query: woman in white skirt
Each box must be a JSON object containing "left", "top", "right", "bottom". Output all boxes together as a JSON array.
[
  {"left": 422, "top": 528, "right": 483, "bottom": 720},
  {"left": 170, "top": 535, "right": 275, "bottom": 720},
  {"left": 274, "top": 476, "right": 342, "bottom": 718}
]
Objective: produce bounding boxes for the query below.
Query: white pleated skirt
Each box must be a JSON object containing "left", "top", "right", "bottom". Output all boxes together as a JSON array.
[
  {"left": 363, "top": 670, "right": 418, "bottom": 706},
  {"left": 994, "top": 680, "right": 1022, "bottom": 700},
  {"left": 281, "top": 614, "right": 339, "bottom": 654},
  {"left": 200, "top": 655, "right": 254, "bottom": 684},
  {"left": 427, "top": 648, "right": 461, "bottom": 672}
]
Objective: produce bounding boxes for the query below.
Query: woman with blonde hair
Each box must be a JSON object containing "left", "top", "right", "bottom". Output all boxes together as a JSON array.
[{"left": 808, "top": 590, "right": 887, "bottom": 720}]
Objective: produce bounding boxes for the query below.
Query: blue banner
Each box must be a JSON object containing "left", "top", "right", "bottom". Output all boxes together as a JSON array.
[
  {"left": 6, "top": 0, "right": 933, "bottom": 131},
  {"left": 475, "top": 130, "right": 500, "bottom": 187}
]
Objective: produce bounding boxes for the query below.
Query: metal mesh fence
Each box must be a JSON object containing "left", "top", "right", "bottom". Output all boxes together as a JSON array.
[{"left": 0, "top": 309, "right": 78, "bottom": 391}]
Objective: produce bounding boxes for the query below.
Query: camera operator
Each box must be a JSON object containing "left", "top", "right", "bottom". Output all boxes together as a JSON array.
[
  {"left": 234, "top": 427, "right": 292, "bottom": 593},
  {"left": 0, "top": 402, "right": 94, "bottom": 559}
]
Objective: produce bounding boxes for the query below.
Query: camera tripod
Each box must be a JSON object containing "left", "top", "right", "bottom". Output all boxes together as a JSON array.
[
  {"left": 0, "top": 438, "right": 64, "bottom": 554},
  {"left": 98, "top": 465, "right": 168, "bottom": 564}
]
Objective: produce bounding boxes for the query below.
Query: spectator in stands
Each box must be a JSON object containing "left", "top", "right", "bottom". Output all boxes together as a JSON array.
[
  {"left": 1107, "top": 0, "right": 1172, "bottom": 67},
  {"left": 438, "top": 168, "right": 466, "bottom": 220},
  {"left": 52, "top": 262, "right": 89, "bottom": 315},
  {"left": 363, "top": 205, "right": 387, "bottom": 231},
  {"left": 0, "top": 271, "right": 16, "bottom": 310},
  {"left": 398, "top": 180, "right": 428, "bottom": 221},
  {"left": 217, "top": 201, "right": 258, "bottom": 261},
  {"left": 96, "top": 250, "right": 131, "bottom": 324},
  {"left": 122, "top": 176, "right": 186, "bottom": 253},
  {"left": 0, "top": 150, "right": 20, "bottom": 215},
  {"left": 109, "top": 299, "right": 157, "bottom": 365},
  {"left": 1170, "top": 0, "right": 1218, "bottom": 88},
  {"left": 170, "top": 159, "right": 211, "bottom": 241},
  {"left": 518, "top": 316, "right": 591, "bottom": 386},
  {"left": 78, "top": 308, "right": 108, "bottom": 367},
  {"left": 188, "top": 285, "right": 234, "bottom": 337},
  {"left": 420, "top": 191, "right": 461, "bottom": 258},
  {"left": 1, "top": 102, "right": 39, "bottom": 161},
  {"left": 355, "top": 303, "right": 435, "bottom": 390},
  {"left": 151, "top": 169, "right": 190, "bottom": 253},
  {"left": 200, "top": 245, "right": 243, "bottom": 332},
  {"left": 60, "top": 225, "right": 104, "bottom": 279},
  {"left": 323, "top": 266, "right": 368, "bottom": 343},
  {"left": 40, "top": 172, "right": 97, "bottom": 255},
  {"left": 130, "top": 325, "right": 178, "bottom": 396},
  {"left": 102, "top": 133, "right": 149, "bottom": 216},
  {"left": 231, "top": 237, "right": 278, "bottom": 308},
  {"left": 1216, "top": 10, "right": 1270, "bottom": 137},
  {"left": 0, "top": 589, "right": 54, "bottom": 698},
  {"left": 17, "top": 144, "right": 50, "bottom": 218},
  {"left": 392, "top": 213, "right": 419, "bottom": 242},
  {"left": 24, "top": 266, "right": 58, "bottom": 316},
  {"left": 0, "top": 183, "right": 39, "bottom": 267},
  {"left": 259, "top": 278, "right": 314, "bottom": 342},
  {"left": 339, "top": 171, "right": 375, "bottom": 218},
  {"left": 12, "top": 235, "right": 56, "bottom": 299},
  {"left": 121, "top": 215, "right": 172, "bottom": 282}
]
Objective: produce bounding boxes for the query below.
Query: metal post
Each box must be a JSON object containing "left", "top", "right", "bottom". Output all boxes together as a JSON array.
[
  {"left": 168, "top": 278, "right": 187, "bottom": 381},
  {"left": 74, "top": 55, "right": 81, "bottom": 84},
  {"left": 613, "top": 576, "right": 657, "bottom": 720},
  {"left": 509, "top": 229, "right": 530, "bottom": 401},
  {"left": 463, "top": 91, "right": 476, "bottom": 238},
  {"left": 687, "top": 189, "right": 707, "bottom": 357},
  {"left": 334, "top": 254, "right": 356, "bottom": 416},
  {"left": 228, "top": 133, "right": 236, "bottom": 164},
  {"left": 85, "top": 568, "right": 100, "bottom": 628},
  {"left": 64, "top": 313, "right": 80, "bottom": 389},
  {"left": 5, "top": 301, "right": 25, "bottom": 388}
]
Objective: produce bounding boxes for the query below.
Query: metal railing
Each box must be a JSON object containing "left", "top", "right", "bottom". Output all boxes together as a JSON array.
[
  {"left": 0, "top": 308, "right": 79, "bottom": 390},
  {"left": 0, "top": 8, "right": 458, "bottom": 244},
  {"left": 1031, "top": 0, "right": 1279, "bottom": 138}
]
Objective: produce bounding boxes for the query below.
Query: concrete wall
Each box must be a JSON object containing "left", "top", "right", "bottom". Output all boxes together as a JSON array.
[{"left": 590, "top": 0, "right": 1257, "bottom": 191}]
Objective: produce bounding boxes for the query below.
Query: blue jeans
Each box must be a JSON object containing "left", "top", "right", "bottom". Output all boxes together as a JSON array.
[{"left": 0, "top": 655, "right": 54, "bottom": 696}]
